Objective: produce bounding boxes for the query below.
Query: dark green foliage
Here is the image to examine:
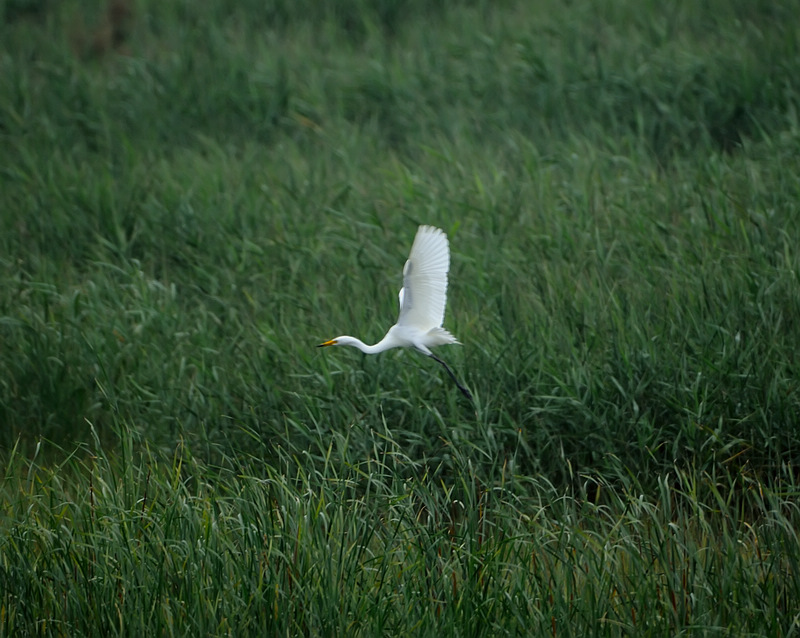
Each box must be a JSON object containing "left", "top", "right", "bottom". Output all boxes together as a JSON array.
[{"left": 1, "top": 0, "right": 799, "bottom": 634}]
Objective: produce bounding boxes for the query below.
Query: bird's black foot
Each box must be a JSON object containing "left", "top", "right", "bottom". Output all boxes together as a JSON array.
[{"left": 430, "top": 353, "right": 473, "bottom": 402}]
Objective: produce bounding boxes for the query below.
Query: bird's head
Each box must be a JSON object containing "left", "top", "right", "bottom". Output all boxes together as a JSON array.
[{"left": 317, "top": 336, "right": 363, "bottom": 349}]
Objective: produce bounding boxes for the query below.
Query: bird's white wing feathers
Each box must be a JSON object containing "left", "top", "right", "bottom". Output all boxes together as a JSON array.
[{"left": 396, "top": 225, "right": 450, "bottom": 331}]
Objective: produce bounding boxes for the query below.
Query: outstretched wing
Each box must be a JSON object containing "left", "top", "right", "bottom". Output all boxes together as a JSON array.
[{"left": 396, "top": 225, "right": 450, "bottom": 331}]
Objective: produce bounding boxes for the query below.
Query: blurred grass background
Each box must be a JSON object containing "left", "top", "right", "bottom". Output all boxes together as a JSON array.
[{"left": 1, "top": 0, "right": 799, "bottom": 634}]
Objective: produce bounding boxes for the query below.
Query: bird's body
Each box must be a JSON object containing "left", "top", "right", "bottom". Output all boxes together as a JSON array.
[{"left": 319, "top": 225, "right": 471, "bottom": 399}]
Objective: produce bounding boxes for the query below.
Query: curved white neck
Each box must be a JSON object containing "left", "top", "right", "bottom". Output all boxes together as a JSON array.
[{"left": 334, "top": 333, "right": 398, "bottom": 355}]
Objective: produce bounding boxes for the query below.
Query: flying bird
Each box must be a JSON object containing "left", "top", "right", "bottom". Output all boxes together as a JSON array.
[{"left": 318, "top": 225, "right": 472, "bottom": 400}]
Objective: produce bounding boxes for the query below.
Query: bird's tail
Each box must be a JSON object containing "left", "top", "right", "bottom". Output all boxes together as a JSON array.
[{"left": 425, "top": 327, "right": 461, "bottom": 346}]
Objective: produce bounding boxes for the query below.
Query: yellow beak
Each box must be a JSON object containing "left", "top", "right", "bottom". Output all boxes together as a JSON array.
[{"left": 317, "top": 339, "right": 338, "bottom": 348}]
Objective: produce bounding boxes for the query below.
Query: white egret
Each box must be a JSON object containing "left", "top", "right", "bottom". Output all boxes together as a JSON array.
[{"left": 318, "top": 225, "right": 472, "bottom": 400}]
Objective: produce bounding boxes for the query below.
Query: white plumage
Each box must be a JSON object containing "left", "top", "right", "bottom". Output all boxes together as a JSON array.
[
  {"left": 398, "top": 225, "right": 450, "bottom": 331},
  {"left": 318, "top": 225, "right": 471, "bottom": 399}
]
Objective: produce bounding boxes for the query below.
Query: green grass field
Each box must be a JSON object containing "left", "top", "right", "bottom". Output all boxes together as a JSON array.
[{"left": 2, "top": 0, "right": 800, "bottom": 634}]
